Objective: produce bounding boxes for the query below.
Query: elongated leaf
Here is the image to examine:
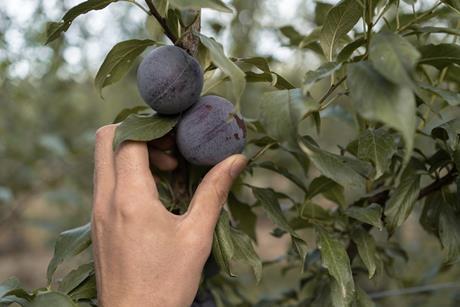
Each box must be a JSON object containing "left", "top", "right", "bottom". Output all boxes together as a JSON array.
[
  {"left": 419, "top": 43, "right": 460, "bottom": 69},
  {"left": 47, "top": 223, "right": 91, "bottom": 284},
  {"left": 320, "top": 0, "right": 362, "bottom": 61},
  {"left": 253, "top": 161, "right": 307, "bottom": 193},
  {"left": 420, "top": 191, "right": 442, "bottom": 236},
  {"left": 228, "top": 193, "right": 257, "bottom": 241},
  {"left": 405, "top": 26, "right": 460, "bottom": 37},
  {"left": 113, "top": 113, "right": 178, "bottom": 150},
  {"left": 113, "top": 106, "right": 150, "bottom": 123},
  {"left": 280, "top": 26, "right": 304, "bottom": 46},
  {"left": 354, "top": 284, "right": 376, "bottom": 307},
  {"left": 259, "top": 89, "right": 319, "bottom": 150},
  {"left": 357, "top": 129, "right": 397, "bottom": 178},
  {"left": 169, "top": 0, "right": 232, "bottom": 12},
  {"left": 231, "top": 228, "right": 262, "bottom": 283},
  {"left": 299, "top": 139, "right": 371, "bottom": 198},
  {"left": 439, "top": 200, "right": 460, "bottom": 264},
  {"left": 30, "top": 291, "right": 77, "bottom": 307},
  {"left": 308, "top": 176, "right": 345, "bottom": 207},
  {"left": 46, "top": 0, "right": 118, "bottom": 44},
  {"left": 316, "top": 227, "right": 355, "bottom": 303},
  {"left": 419, "top": 83, "right": 460, "bottom": 106},
  {"left": 58, "top": 263, "right": 94, "bottom": 294},
  {"left": 303, "top": 62, "right": 342, "bottom": 94},
  {"left": 69, "top": 275, "right": 96, "bottom": 301},
  {"left": 347, "top": 61, "right": 416, "bottom": 163},
  {"left": 369, "top": 32, "right": 420, "bottom": 86},
  {"left": 352, "top": 228, "right": 378, "bottom": 278},
  {"left": 384, "top": 172, "right": 421, "bottom": 233},
  {"left": 337, "top": 37, "right": 366, "bottom": 62},
  {"left": 196, "top": 33, "right": 245, "bottom": 104},
  {"left": 212, "top": 211, "right": 235, "bottom": 277},
  {"left": 95, "top": 39, "right": 156, "bottom": 97},
  {"left": 301, "top": 201, "right": 331, "bottom": 221},
  {"left": 345, "top": 203, "right": 383, "bottom": 230}
]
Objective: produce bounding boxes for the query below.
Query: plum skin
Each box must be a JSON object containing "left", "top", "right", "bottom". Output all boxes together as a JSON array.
[
  {"left": 176, "top": 95, "right": 246, "bottom": 166},
  {"left": 137, "top": 45, "right": 204, "bottom": 115}
]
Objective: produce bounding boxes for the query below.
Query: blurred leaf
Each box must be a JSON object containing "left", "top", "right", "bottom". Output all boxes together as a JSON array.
[
  {"left": 259, "top": 89, "right": 319, "bottom": 150},
  {"left": 113, "top": 113, "right": 178, "bottom": 150},
  {"left": 154, "top": 0, "right": 169, "bottom": 16},
  {"left": 369, "top": 32, "right": 420, "bottom": 86},
  {"left": 347, "top": 61, "right": 416, "bottom": 163},
  {"left": 439, "top": 199, "right": 460, "bottom": 264},
  {"left": 69, "top": 275, "right": 96, "bottom": 301},
  {"left": 58, "top": 263, "right": 94, "bottom": 294},
  {"left": 231, "top": 228, "right": 262, "bottom": 283},
  {"left": 252, "top": 161, "right": 308, "bottom": 193},
  {"left": 112, "top": 106, "right": 151, "bottom": 123},
  {"left": 316, "top": 227, "right": 355, "bottom": 305},
  {"left": 419, "top": 44, "right": 460, "bottom": 69},
  {"left": 315, "top": 2, "right": 333, "bottom": 25},
  {"left": 301, "top": 201, "right": 331, "bottom": 222},
  {"left": 419, "top": 83, "right": 460, "bottom": 106},
  {"left": 320, "top": 0, "right": 362, "bottom": 61},
  {"left": 303, "top": 62, "right": 342, "bottom": 94},
  {"left": 441, "top": 0, "right": 460, "bottom": 14},
  {"left": 357, "top": 129, "right": 397, "bottom": 178},
  {"left": 308, "top": 176, "right": 345, "bottom": 207},
  {"left": 405, "top": 26, "right": 460, "bottom": 36},
  {"left": 30, "top": 291, "right": 76, "bottom": 307},
  {"left": 299, "top": 139, "right": 371, "bottom": 197},
  {"left": 228, "top": 193, "right": 257, "bottom": 241},
  {"left": 47, "top": 223, "right": 91, "bottom": 284},
  {"left": 384, "top": 172, "right": 421, "bottom": 234},
  {"left": 95, "top": 39, "right": 156, "bottom": 97},
  {"left": 46, "top": 0, "right": 118, "bottom": 44},
  {"left": 212, "top": 211, "right": 235, "bottom": 277},
  {"left": 279, "top": 26, "right": 304, "bottom": 46},
  {"left": 351, "top": 228, "right": 378, "bottom": 278},
  {"left": 245, "top": 71, "right": 295, "bottom": 90},
  {"left": 345, "top": 203, "right": 383, "bottom": 230},
  {"left": 196, "top": 33, "right": 246, "bottom": 104},
  {"left": 169, "top": 0, "right": 232, "bottom": 12},
  {"left": 353, "top": 284, "right": 375, "bottom": 307},
  {"left": 420, "top": 191, "right": 442, "bottom": 236},
  {"left": 337, "top": 37, "right": 366, "bottom": 62}
]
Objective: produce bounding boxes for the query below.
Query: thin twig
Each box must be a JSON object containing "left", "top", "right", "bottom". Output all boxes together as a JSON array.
[
  {"left": 144, "top": 0, "right": 178, "bottom": 43},
  {"left": 397, "top": 1, "right": 443, "bottom": 33}
]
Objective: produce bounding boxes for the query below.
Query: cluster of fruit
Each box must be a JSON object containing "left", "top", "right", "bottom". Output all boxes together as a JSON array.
[{"left": 137, "top": 45, "right": 246, "bottom": 166}]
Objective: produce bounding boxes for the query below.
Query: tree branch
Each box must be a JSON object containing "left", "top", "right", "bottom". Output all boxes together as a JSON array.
[{"left": 144, "top": 0, "right": 178, "bottom": 43}]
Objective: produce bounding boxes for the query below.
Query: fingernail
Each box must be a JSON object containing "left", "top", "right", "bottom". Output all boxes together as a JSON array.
[{"left": 230, "top": 155, "right": 247, "bottom": 179}]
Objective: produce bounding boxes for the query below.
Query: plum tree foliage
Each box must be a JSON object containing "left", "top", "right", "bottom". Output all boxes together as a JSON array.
[{"left": 2, "top": 0, "right": 460, "bottom": 306}]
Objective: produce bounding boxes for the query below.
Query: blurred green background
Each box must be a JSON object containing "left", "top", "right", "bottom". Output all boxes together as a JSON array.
[{"left": 0, "top": 0, "right": 459, "bottom": 306}]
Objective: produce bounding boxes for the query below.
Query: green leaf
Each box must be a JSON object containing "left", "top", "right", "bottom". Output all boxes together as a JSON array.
[
  {"left": 308, "top": 176, "right": 345, "bottom": 207},
  {"left": 196, "top": 33, "right": 245, "bottom": 104},
  {"left": 154, "top": 0, "right": 169, "bottom": 16},
  {"left": 345, "top": 203, "right": 383, "bottom": 230},
  {"left": 369, "top": 32, "right": 420, "bottom": 86},
  {"left": 357, "top": 129, "right": 397, "bottom": 178},
  {"left": 299, "top": 139, "right": 371, "bottom": 198},
  {"left": 245, "top": 71, "right": 295, "bottom": 90},
  {"left": 228, "top": 193, "right": 257, "bottom": 242},
  {"left": 301, "top": 200, "right": 331, "bottom": 222},
  {"left": 112, "top": 106, "right": 151, "bottom": 123},
  {"left": 259, "top": 89, "right": 319, "bottom": 150},
  {"left": 231, "top": 228, "right": 262, "bottom": 283},
  {"left": 113, "top": 113, "right": 178, "bottom": 150},
  {"left": 384, "top": 172, "right": 421, "bottom": 233},
  {"left": 337, "top": 37, "right": 366, "bottom": 62},
  {"left": 419, "top": 83, "right": 460, "bottom": 106},
  {"left": 46, "top": 0, "right": 118, "bottom": 44},
  {"left": 212, "top": 211, "right": 235, "bottom": 277},
  {"left": 320, "top": 0, "right": 362, "bottom": 61},
  {"left": 280, "top": 26, "right": 304, "bottom": 46},
  {"left": 303, "top": 62, "right": 342, "bottom": 94},
  {"left": 58, "top": 263, "right": 94, "bottom": 294},
  {"left": 47, "top": 223, "right": 91, "bottom": 284},
  {"left": 405, "top": 26, "right": 460, "bottom": 37},
  {"left": 0, "top": 277, "right": 20, "bottom": 297},
  {"left": 95, "top": 39, "right": 156, "bottom": 97},
  {"left": 30, "top": 291, "right": 77, "bottom": 307},
  {"left": 420, "top": 191, "right": 442, "bottom": 236},
  {"left": 252, "top": 161, "right": 308, "bottom": 193},
  {"left": 441, "top": 0, "right": 460, "bottom": 14},
  {"left": 419, "top": 43, "right": 460, "bottom": 69},
  {"left": 347, "top": 61, "right": 416, "bottom": 163},
  {"left": 316, "top": 227, "right": 355, "bottom": 304},
  {"left": 439, "top": 200, "right": 460, "bottom": 264},
  {"left": 351, "top": 228, "right": 378, "bottom": 278},
  {"left": 353, "top": 284, "right": 375, "bottom": 307},
  {"left": 69, "top": 275, "right": 96, "bottom": 301},
  {"left": 169, "top": 0, "right": 232, "bottom": 12}
]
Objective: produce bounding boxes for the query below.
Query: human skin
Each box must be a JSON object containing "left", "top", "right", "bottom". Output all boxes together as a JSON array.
[{"left": 91, "top": 125, "right": 247, "bottom": 307}]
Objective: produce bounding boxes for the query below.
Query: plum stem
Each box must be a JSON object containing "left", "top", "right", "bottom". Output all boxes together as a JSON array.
[{"left": 144, "top": 0, "right": 178, "bottom": 43}]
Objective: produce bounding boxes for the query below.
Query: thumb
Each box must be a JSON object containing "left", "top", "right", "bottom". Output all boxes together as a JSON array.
[{"left": 185, "top": 154, "right": 247, "bottom": 234}]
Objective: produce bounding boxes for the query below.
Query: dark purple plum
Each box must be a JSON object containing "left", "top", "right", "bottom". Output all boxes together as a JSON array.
[
  {"left": 176, "top": 95, "right": 246, "bottom": 166},
  {"left": 137, "top": 45, "right": 203, "bottom": 115}
]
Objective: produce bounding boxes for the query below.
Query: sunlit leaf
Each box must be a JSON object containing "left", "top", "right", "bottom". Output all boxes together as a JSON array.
[{"left": 169, "top": 0, "right": 232, "bottom": 12}]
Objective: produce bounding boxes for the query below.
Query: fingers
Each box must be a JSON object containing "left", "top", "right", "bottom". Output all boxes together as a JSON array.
[
  {"left": 149, "top": 149, "right": 178, "bottom": 171},
  {"left": 114, "top": 141, "right": 158, "bottom": 199},
  {"left": 93, "top": 125, "right": 117, "bottom": 205},
  {"left": 185, "top": 154, "right": 247, "bottom": 233}
]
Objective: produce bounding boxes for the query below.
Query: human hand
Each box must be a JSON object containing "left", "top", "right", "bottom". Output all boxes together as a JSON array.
[{"left": 91, "top": 125, "right": 247, "bottom": 307}]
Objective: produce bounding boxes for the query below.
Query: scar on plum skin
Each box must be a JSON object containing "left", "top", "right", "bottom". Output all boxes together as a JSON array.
[
  {"left": 234, "top": 133, "right": 240, "bottom": 140},
  {"left": 233, "top": 114, "right": 246, "bottom": 137}
]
